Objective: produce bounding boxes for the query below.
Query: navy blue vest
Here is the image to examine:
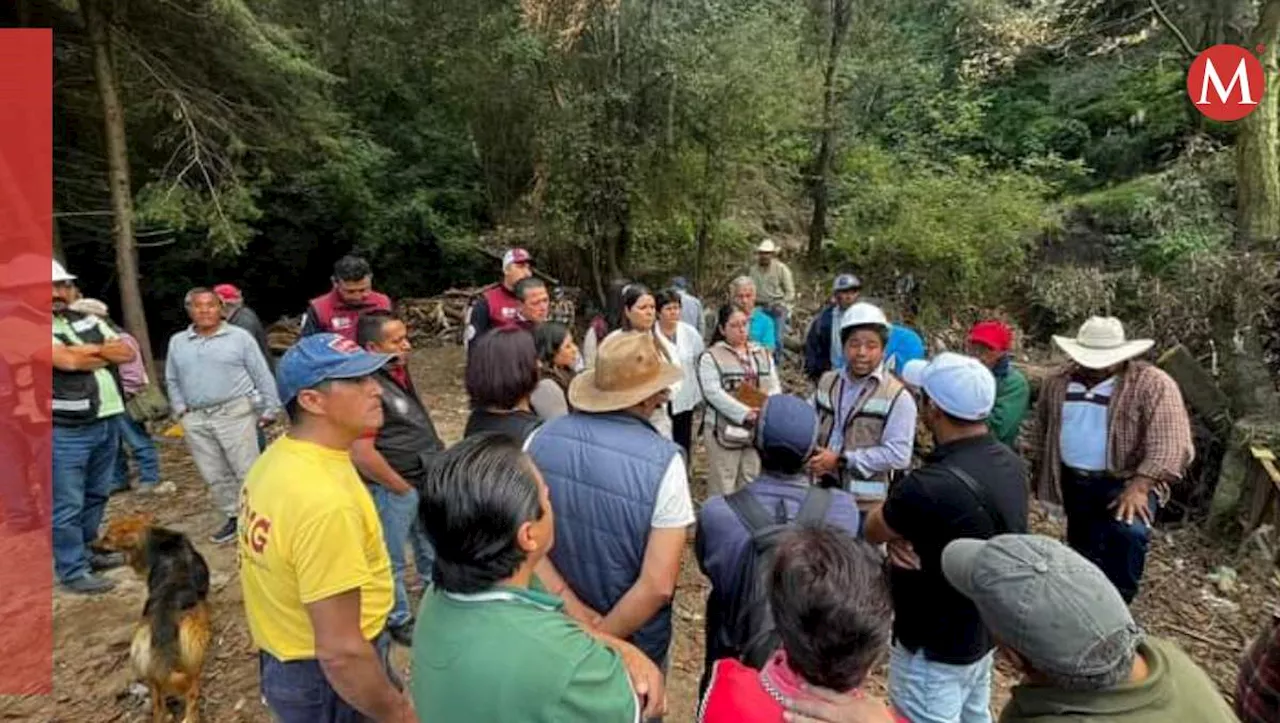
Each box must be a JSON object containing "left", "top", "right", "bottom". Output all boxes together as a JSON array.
[{"left": 528, "top": 411, "right": 681, "bottom": 663}]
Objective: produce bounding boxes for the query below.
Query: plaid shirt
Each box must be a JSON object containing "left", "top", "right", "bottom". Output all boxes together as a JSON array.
[
  {"left": 1238, "top": 613, "right": 1280, "bottom": 723},
  {"left": 1026, "top": 360, "right": 1194, "bottom": 507}
]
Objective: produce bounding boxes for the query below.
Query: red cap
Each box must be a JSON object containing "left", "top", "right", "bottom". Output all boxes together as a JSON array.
[
  {"left": 968, "top": 320, "right": 1013, "bottom": 352},
  {"left": 213, "top": 283, "right": 242, "bottom": 303}
]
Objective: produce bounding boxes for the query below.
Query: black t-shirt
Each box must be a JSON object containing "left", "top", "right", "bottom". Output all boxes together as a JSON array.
[
  {"left": 464, "top": 408, "right": 542, "bottom": 445},
  {"left": 881, "top": 433, "right": 1028, "bottom": 664}
]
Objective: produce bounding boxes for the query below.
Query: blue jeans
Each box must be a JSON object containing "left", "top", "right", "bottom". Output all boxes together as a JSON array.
[
  {"left": 889, "top": 643, "right": 993, "bottom": 723},
  {"left": 1061, "top": 467, "right": 1156, "bottom": 603},
  {"left": 53, "top": 418, "right": 120, "bottom": 582},
  {"left": 113, "top": 414, "right": 160, "bottom": 490},
  {"left": 260, "top": 631, "right": 398, "bottom": 723},
  {"left": 368, "top": 484, "right": 435, "bottom": 627}
]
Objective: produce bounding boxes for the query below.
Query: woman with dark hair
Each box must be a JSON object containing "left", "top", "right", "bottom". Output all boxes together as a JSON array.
[
  {"left": 698, "top": 527, "right": 904, "bottom": 723},
  {"left": 530, "top": 322, "right": 579, "bottom": 421},
  {"left": 412, "top": 433, "right": 665, "bottom": 722},
  {"left": 463, "top": 327, "right": 542, "bottom": 443},
  {"left": 698, "top": 304, "right": 780, "bottom": 494},
  {"left": 655, "top": 288, "right": 704, "bottom": 456},
  {"left": 601, "top": 283, "right": 680, "bottom": 440}
]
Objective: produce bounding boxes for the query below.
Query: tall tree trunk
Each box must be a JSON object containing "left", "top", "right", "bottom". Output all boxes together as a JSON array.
[
  {"left": 693, "top": 144, "right": 716, "bottom": 291},
  {"left": 1237, "top": 0, "right": 1280, "bottom": 246},
  {"left": 83, "top": 0, "right": 157, "bottom": 381},
  {"left": 807, "top": 0, "right": 850, "bottom": 263}
]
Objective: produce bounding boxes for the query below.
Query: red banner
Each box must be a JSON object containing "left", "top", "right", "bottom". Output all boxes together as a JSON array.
[{"left": 0, "top": 28, "right": 54, "bottom": 695}]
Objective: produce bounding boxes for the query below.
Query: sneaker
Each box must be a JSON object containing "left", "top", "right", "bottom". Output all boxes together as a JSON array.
[
  {"left": 210, "top": 517, "right": 238, "bottom": 544},
  {"left": 61, "top": 573, "right": 116, "bottom": 595},
  {"left": 89, "top": 551, "right": 126, "bottom": 572},
  {"left": 139, "top": 481, "right": 177, "bottom": 495},
  {"left": 389, "top": 619, "right": 414, "bottom": 647}
]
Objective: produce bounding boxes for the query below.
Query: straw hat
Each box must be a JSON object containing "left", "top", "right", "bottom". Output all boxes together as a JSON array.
[
  {"left": 569, "top": 331, "right": 684, "bottom": 413},
  {"left": 1052, "top": 316, "right": 1153, "bottom": 370}
]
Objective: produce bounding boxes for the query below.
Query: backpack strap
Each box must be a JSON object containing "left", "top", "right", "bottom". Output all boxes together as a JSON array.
[
  {"left": 794, "top": 487, "right": 833, "bottom": 525},
  {"left": 725, "top": 486, "right": 833, "bottom": 535},
  {"left": 724, "top": 488, "right": 776, "bottom": 535},
  {"left": 942, "top": 464, "right": 1009, "bottom": 534}
]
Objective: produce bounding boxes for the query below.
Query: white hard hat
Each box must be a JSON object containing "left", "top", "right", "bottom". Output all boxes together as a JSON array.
[
  {"left": 52, "top": 259, "right": 76, "bottom": 283},
  {"left": 756, "top": 239, "right": 779, "bottom": 254},
  {"left": 839, "top": 302, "right": 890, "bottom": 333}
]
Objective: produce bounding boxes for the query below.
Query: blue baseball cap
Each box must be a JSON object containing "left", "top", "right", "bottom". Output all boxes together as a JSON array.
[
  {"left": 833, "top": 273, "right": 861, "bottom": 292},
  {"left": 276, "top": 333, "right": 394, "bottom": 405},
  {"left": 753, "top": 394, "right": 820, "bottom": 460}
]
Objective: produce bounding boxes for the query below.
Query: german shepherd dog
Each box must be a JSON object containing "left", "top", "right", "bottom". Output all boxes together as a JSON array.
[{"left": 100, "top": 514, "right": 212, "bottom": 723}]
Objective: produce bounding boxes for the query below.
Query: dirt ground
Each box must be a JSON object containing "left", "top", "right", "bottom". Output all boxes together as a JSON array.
[{"left": 2, "top": 344, "right": 1275, "bottom": 722}]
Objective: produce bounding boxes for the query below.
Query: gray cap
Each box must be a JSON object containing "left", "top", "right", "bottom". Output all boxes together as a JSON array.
[{"left": 941, "top": 534, "right": 1142, "bottom": 679}]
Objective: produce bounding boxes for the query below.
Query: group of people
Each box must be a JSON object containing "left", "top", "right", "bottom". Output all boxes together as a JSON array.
[{"left": 42, "top": 243, "right": 1280, "bottom": 723}]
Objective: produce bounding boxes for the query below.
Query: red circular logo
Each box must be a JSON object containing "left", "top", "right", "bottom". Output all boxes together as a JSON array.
[{"left": 1187, "top": 44, "right": 1266, "bottom": 122}]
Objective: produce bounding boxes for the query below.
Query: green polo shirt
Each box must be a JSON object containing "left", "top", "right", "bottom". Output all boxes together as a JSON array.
[
  {"left": 999, "top": 638, "right": 1236, "bottom": 723},
  {"left": 411, "top": 581, "right": 638, "bottom": 723},
  {"left": 53, "top": 314, "right": 124, "bottom": 419}
]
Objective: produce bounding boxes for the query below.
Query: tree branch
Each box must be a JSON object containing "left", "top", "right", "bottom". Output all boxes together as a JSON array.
[{"left": 1148, "top": 0, "right": 1197, "bottom": 58}]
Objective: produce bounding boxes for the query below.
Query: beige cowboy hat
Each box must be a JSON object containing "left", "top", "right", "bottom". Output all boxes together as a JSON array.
[
  {"left": 756, "top": 239, "right": 779, "bottom": 254},
  {"left": 569, "top": 331, "right": 684, "bottom": 413},
  {"left": 1052, "top": 316, "right": 1154, "bottom": 370}
]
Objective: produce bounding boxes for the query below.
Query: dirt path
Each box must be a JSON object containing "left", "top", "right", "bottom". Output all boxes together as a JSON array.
[{"left": 2, "top": 345, "right": 1272, "bottom": 721}]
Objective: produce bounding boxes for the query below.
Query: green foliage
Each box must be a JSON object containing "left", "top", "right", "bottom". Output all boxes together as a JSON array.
[{"left": 830, "top": 144, "right": 1050, "bottom": 314}]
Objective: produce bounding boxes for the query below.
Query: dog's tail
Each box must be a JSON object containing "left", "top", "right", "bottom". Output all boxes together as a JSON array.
[{"left": 143, "top": 586, "right": 203, "bottom": 677}]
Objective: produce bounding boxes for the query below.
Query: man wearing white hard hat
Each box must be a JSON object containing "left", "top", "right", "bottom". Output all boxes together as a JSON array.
[
  {"left": 1026, "top": 316, "right": 1193, "bottom": 604},
  {"left": 748, "top": 239, "right": 795, "bottom": 361},
  {"left": 808, "top": 302, "right": 916, "bottom": 505},
  {"left": 50, "top": 259, "right": 137, "bottom": 594},
  {"left": 863, "top": 352, "right": 1028, "bottom": 723}
]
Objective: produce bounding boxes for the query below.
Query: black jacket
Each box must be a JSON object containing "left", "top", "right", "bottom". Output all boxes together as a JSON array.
[
  {"left": 228, "top": 304, "right": 274, "bottom": 371},
  {"left": 803, "top": 304, "right": 840, "bottom": 382}
]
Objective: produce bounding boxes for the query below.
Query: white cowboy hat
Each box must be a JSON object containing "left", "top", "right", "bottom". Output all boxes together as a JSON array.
[
  {"left": 756, "top": 239, "right": 779, "bottom": 254},
  {"left": 1052, "top": 316, "right": 1153, "bottom": 370},
  {"left": 569, "top": 331, "right": 684, "bottom": 413}
]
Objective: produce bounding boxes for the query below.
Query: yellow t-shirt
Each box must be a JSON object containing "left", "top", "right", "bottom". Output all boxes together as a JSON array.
[{"left": 237, "top": 435, "right": 393, "bottom": 660}]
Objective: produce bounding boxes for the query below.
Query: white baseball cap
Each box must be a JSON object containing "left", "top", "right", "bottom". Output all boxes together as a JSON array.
[
  {"left": 900, "top": 352, "right": 995, "bottom": 421},
  {"left": 52, "top": 259, "right": 77, "bottom": 283}
]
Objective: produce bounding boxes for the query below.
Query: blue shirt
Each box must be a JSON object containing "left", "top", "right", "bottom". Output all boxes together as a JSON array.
[
  {"left": 678, "top": 290, "right": 705, "bottom": 339},
  {"left": 884, "top": 324, "right": 926, "bottom": 374},
  {"left": 749, "top": 308, "right": 777, "bottom": 350},
  {"left": 165, "top": 323, "right": 281, "bottom": 416}
]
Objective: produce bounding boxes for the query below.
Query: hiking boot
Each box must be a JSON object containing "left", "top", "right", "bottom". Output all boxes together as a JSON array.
[
  {"left": 210, "top": 517, "right": 238, "bottom": 544},
  {"left": 89, "top": 551, "right": 125, "bottom": 572},
  {"left": 389, "top": 619, "right": 415, "bottom": 647},
  {"left": 61, "top": 573, "right": 116, "bottom": 595}
]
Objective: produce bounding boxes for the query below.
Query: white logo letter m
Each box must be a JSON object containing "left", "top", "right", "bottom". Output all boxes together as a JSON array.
[{"left": 1198, "top": 57, "right": 1258, "bottom": 106}]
